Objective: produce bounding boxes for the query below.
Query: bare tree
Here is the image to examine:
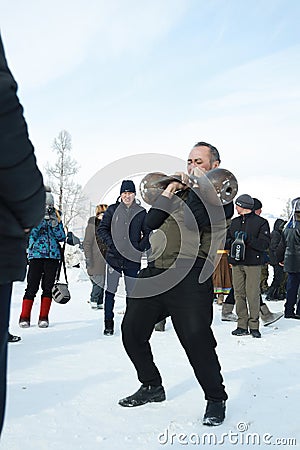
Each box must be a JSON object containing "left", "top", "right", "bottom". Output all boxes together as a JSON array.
[
  {"left": 45, "top": 130, "right": 87, "bottom": 228},
  {"left": 280, "top": 197, "right": 292, "bottom": 221}
]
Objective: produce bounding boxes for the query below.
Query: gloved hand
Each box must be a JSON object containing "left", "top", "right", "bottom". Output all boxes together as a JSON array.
[{"left": 234, "top": 230, "right": 247, "bottom": 241}]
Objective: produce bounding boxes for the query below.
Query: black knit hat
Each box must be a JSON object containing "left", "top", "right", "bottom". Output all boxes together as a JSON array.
[
  {"left": 120, "top": 180, "right": 136, "bottom": 194},
  {"left": 253, "top": 198, "right": 262, "bottom": 210},
  {"left": 235, "top": 194, "right": 254, "bottom": 210}
]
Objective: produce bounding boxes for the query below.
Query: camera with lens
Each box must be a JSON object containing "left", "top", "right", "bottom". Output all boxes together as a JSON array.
[
  {"left": 44, "top": 187, "right": 56, "bottom": 220},
  {"left": 45, "top": 205, "right": 55, "bottom": 220}
]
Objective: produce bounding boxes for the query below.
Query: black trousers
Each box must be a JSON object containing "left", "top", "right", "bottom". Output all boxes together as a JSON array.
[
  {"left": 24, "top": 258, "right": 60, "bottom": 299},
  {"left": 121, "top": 265, "right": 228, "bottom": 402},
  {"left": 0, "top": 283, "right": 12, "bottom": 436}
]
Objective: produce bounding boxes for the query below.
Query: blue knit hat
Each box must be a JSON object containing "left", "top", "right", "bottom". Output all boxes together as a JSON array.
[{"left": 120, "top": 180, "right": 136, "bottom": 194}]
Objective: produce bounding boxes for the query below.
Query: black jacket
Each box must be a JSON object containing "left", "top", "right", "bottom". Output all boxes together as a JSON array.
[
  {"left": 0, "top": 33, "right": 45, "bottom": 284},
  {"left": 276, "top": 220, "right": 300, "bottom": 273},
  {"left": 98, "top": 200, "right": 150, "bottom": 270},
  {"left": 269, "top": 218, "right": 286, "bottom": 265},
  {"left": 226, "top": 211, "right": 270, "bottom": 266}
]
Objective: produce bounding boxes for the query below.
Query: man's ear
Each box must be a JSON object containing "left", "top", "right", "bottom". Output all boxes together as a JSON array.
[{"left": 212, "top": 161, "right": 220, "bottom": 169}]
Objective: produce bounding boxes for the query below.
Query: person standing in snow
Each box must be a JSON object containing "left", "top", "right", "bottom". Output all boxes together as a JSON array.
[
  {"left": 98, "top": 180, "right": 150, "bottom": 336},
  {"left": 276, "top": 197, "right": 300, "bottom": 319},
  {"left": 83, "top": 204, "right": 108, "bottom": 309},
  {"left": 119, "top": 142, "right": 233, "bottom": 426},
  {"left": 226, "top": 194, "right": 271, "bottom": 338},
  {"left": 0, "top": 32, "right": 45, "bottom": 435},
  {"left": 18, "top": 188, "right": 66, "bottom": 329}
]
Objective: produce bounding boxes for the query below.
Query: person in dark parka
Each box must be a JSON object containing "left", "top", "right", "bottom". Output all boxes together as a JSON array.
[
  {"left": 98, "top": 180, "right": 150, "bottom": 335},
  {"left": 0, "top": 32, "right": 45, "bottom": 435},
  {"left": 276, "top": 197, "right": 300, "bottom": 319}
]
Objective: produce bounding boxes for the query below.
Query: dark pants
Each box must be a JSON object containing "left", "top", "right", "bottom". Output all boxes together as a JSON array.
[
  {"left": 104, "top": 265, "right": 139, "bottom": 320},
  {"left": 0, "top": 283, "right": 12, "bottom": 436},
  {"left": 121, "top": 266, "right": 228, "bottom": 402},
  {"left": 285, "top": 272, "right": 300, "bottom": 316},
  {"left": 24, "top": 258, "right": 60, "bottom": 299}
]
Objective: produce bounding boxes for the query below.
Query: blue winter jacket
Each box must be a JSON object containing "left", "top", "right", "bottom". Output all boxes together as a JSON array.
[{"left": 27, "top": 219, "right": 66, "bottom": 260}]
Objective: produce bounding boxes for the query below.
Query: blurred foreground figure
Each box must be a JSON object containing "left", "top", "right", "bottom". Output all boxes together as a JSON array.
[{"left": 0, "top": 32, "right": 45, "bottom": 435}]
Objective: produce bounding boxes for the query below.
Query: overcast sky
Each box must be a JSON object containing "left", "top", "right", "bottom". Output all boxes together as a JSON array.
[{"left": 1, "top": 0, "right": 299, "bottom": 215}]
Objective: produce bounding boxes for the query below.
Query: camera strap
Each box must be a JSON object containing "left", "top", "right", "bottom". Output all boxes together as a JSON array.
[{"left": 55, "top": 241, "right": 68, "bottom": 283}]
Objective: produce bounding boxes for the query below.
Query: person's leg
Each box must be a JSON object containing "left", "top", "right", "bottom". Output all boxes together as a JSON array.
[
  {"left": 167, "top": 268, "right": 228, "bottom": 402},
  {"left": 0, "top": 283, "right": 12, "bottom": 435},
  {"left": 89, "top": 275, "right": 104, "bottom": 307},
  {"left": 296, "top": 276, "right": 300, "bottom": 315},
  {"left": 20, "top": 259, "right": 43, "bottom": 326},
  {"left": 285, "top": 273, "right": 300, "bottom": 317},
  {"left": 121, "top": 295, "right": 166, "bottom": 386},
  {"left": 39, "top": 259, "right": 60, "bottom": 326},
  {"left": 232, "top": 266, "right": 248, "bottom": 330},
  {"left": 245, "top": 266, "right": 261, "bottom": 332},
  {"left": 104, "top": 266, "right": 121, "bottom": 321}
]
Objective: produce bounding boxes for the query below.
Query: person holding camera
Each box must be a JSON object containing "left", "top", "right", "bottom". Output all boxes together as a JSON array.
[
  {"left": 19, "top": 188, "right": 66, "bottom": 328},
  {"left": 226, "top": 194, "right": 270, "bottom": 338}
]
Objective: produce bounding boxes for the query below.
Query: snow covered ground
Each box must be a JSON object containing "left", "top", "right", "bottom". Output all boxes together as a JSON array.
[{"left": 1, "top": 265, "right": 299, "bottom": 450}]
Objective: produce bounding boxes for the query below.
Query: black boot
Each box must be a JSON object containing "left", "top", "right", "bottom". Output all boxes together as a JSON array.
[
  {"left": 265, "top": 286, "right": 277, "bottom": 301},
  {"left": 203, "top": 400, "right": 226, "bottom": 426},
  {"left": 104, "top": 319, "right": 114, "bottom": 335},
  {"left": 8, "top": 332, "right": 21, "bottom": 343},
  {"left": 119, "top": 385, "right": 166, "bottom": 407}
]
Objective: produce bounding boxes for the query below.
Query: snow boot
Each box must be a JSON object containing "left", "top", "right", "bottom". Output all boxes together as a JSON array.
[
  {"left": 118, "top": 385, "right": 166, "bottom": 407},
  {"left": 8, "top": 332, "right": 21, "bottom": 343},
  {"left": 19, "top": 299, "right": 34, "bottom": 328},
  {"left": 265, "top": 286, "right": 277, "bottom": 301},
  {"left": 203, "top": 400, "right": 226, "bottom": 426},
  {"left": 104, "top": 319, "right": 114, "bottom": 335},
  {"left": 231, "top": 327, "right": 249, "bottom": 336},
  {"left": 250, "top": 329, "right": 261, "bottom": 338},
  {"left": 155, "top": 319, "right": 166, "bottom": 332},
  {"left": 221, "top": 303, "right": 237, "bottom": 322},
  {"left": 260, "top": 304, "right": 283, "bottom": 326},
  {"left": 38, "top": 296, "right": 52, "bottom": 328}
]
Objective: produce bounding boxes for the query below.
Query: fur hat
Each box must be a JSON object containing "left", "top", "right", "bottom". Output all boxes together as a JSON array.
[
  {"left": 120, "top": 180, "right": 136, "bottom": 194},
  {"left": 253, "top": 198, "right": 262, "bottom": 211},
  {"left": 95, "top": 204, "right": 108, "bottom": 215},
  {"left": 235, "top": 194, "right": 254, "bottom": 210}
]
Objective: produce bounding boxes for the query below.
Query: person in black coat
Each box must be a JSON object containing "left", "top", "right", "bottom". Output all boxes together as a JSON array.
[
  {"left": 0, "top": 32, "right": 45, "bottom": 435},
  {"left": 276, "top": 197, "right": 300, "bottom": 319},
  {"left": 98, "top": 180, "right": 150, "bottom": 335},
  {"left": 226, "top": 194, "right": 270, "bottom": 338},
  {"left": 266, "top": 218, "right": 287, "bottom": 301}
]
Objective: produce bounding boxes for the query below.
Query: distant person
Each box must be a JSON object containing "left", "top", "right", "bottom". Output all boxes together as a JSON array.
[
  {"left": 0, "top": 32, "right": 45, "bottom": 435},
  {"left": 266, "top": 218, "right": 287, "bottom": 301},
  {"left": 19, "top": 188, "right": 66, "bottom": 329},
  {"left": 252, "top": 198, "right": 283, "bottom": 326},
  {"left": 226, "top": 194, "right": 270, "bottom": 338},
  {"left": 252, "top": 198, "right": 270, "bottom": 294},
  {"left": 98, "top": 180, "right": 150, "bottom": 335},
  {"left": 276, "top": 197, "right": 300, "bottom": 319},
  {"left": 213, "top": 249, "right": 232, "bottom": 305},
  {"left": 83, "top": 204, "right": 108, "bottom": 309}
]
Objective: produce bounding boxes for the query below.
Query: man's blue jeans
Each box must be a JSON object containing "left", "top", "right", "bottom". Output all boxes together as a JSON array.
[{"left": 104, "top": 266, "right": 139, "bottom": 320}]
